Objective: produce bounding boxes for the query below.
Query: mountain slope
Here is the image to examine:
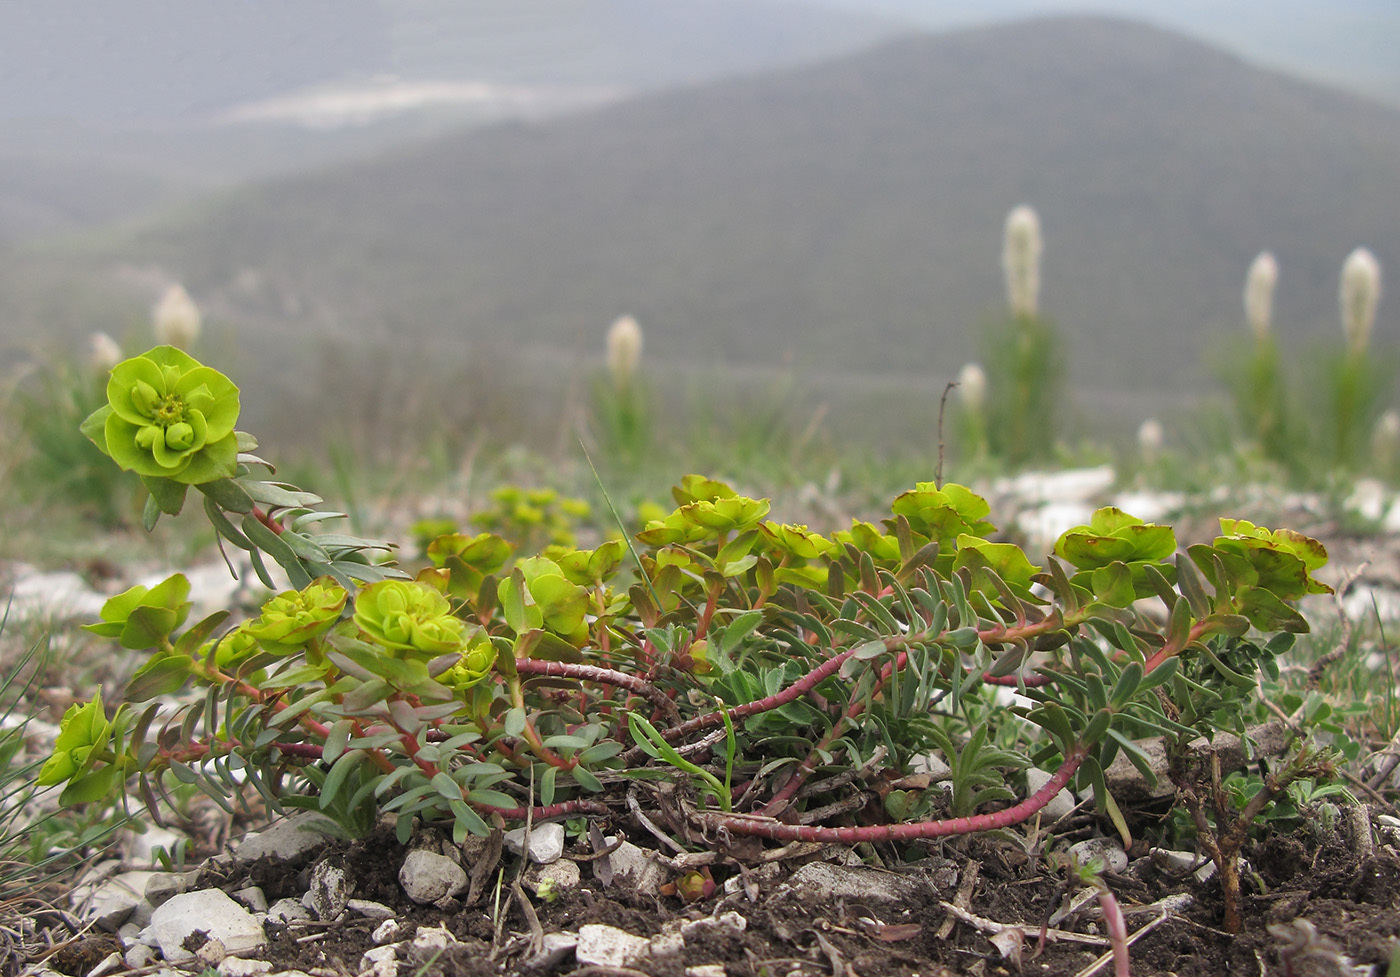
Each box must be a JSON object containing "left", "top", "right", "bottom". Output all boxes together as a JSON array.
[{"left": 7, "top": 15, "right": 1399, "bottom": 435}]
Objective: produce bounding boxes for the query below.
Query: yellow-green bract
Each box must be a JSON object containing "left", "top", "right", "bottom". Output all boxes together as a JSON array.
[
  {"left": 354, "top": 579, "right": 466, "bottom": 655},
  {"left": 81, "top": 346, "right": 240, "bottom": 485}
]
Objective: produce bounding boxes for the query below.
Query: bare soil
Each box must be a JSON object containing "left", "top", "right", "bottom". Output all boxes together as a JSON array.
[{"left": 35, "top": 809, "right": 1394, "bottom": 977}]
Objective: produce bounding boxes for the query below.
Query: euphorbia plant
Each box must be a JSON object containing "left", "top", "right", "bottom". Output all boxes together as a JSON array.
[{"left": 47, "top": 348, "right": 1335, "bottom": 920}]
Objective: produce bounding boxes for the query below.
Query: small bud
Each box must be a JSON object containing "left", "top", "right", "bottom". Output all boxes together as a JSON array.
[
  {"left": 1002, "top": 205, "right": 1043, "bottom": 319},
  {"left": 1243, "top": 251, "right": 1278, "bottom": 343},
  {"left": 1339, "top": 247, "right": 1381, "bottom": 355},
  {"left": 88, "top": 332, "right": 122, "bottom": 374},
  {"left": 152, "top": 284, "right": 202, "bottom": 350},
  {"left": 1137, "top": 418, "right": 1164, "bottom": 464},
  {"left": 607, "top": 315, "right": 642, "bottom": 388},
  {"left": 957, "top": 362, "right": 987, "bottom": 411}
]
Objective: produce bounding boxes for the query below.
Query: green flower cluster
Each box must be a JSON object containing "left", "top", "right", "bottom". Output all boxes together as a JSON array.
[
  {"left": 354, "top": 579, "right": 466, "bottom": 656},
  {"left": 244, "top": 577, "right": 348, "bottom": 654},
  {"left": 81, "top": 346, "right": 240, "bottom": 485}
]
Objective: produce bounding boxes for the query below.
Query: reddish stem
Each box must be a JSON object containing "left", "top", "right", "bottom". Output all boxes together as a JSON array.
[
  {"left": 981, "top": 671, "right": 1058, "bottom": 687},
  {"left": 514, "top": 658, "right": 678, "bottom": 722},
  {"left": 252, "top": 506, "right": 285, "bottom": 535},
  {"left": 1097, "top": 885, "right": 1132, "bottom": 977},
  {"left": 696, "top": 743, "right": 1087, "bottom": 843}
]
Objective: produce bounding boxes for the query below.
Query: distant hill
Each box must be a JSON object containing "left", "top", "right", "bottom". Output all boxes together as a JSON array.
[
  {"left": 4, "top": 15, "right": 1399, "bottom": 444},
  {"left": 0, "top": 0, "right": 901, "bottom": 245}
]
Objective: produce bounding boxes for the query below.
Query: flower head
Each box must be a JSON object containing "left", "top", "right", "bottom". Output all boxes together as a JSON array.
[
  {"left": 1340, "top": 247, "right": 1382, "bottom": 355},
  {"left": 153, "top": 284, "right": 202, "bottom": 350},
  {"left": 37, "top": 692, "right": 111, "bottom": 787},
  {"left": 957, "top": 362, "right": 987, "bottom": 411},
  {"left": 354, "top": 579, "right": 465, "bottom": 656},
  {"left": 88, "top": 332, "right": 123, "bottom": 375},
  {"left": 1137, "top": 418, "right": 1164, "bottom": 464},
  {"left": 607, "top": 315, "right": 643, "bottom": 388},
  {"left": 1002, "top": 205, "right": 1043, "bottom": 319},
  {"left": 81, "top": 346, "right": 240, "bottom": 484},
  {"left": 244, "top": 577, "right": 348, "bottom": 653},
  {"left": 1244, "top": 251, "right": 1278, "bottom": 343},
  {"left": 438, "top": 632, "right": 496, "bottom": 691}
]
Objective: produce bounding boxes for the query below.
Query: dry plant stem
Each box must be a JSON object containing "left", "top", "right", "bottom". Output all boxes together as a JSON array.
[
  {"left": 696, "top": 743, "right": 1087, "bottom": 842},
  {"left": 1178, "top": 753, "right": 1288, "bottom": 934}
]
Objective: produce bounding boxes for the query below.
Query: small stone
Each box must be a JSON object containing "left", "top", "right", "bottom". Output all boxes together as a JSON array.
[
  {"left": 788, "top": 863, "right": 924, "bottom": 906},
  {"left": 649, "top": 928, "right": 685, "bottom": 959},
  {"left": 124, "top": 945, "right": 156, "bottom": 969},
  {"left": 218, "top": 958, "right": 273, "bottom": 977},
  {"left": 399, "top": 850, "right": 468, "bottom": 906},
  {"left": 305, "top": 857, "right": 351, "bottom": 921},
  {"left": 413, "top": 924, "right": 459, "bottom": 950},
  {"left": 232, "top": 813, "right": 339, "bottom": 864},
  {"left": 604, "top": 841, "right": 668, "bottom": 896},
  {"left": 347, "top": 899, "right": 396, "bottom": 920},
  {"left": 576, "top": 924, "right": 651, "bottom": 968},
  {"left": 232, "top": 887, "right": 268, "bottom": 913},
  {"left": 687, "top": 966, "right": 728, "bottom": 977},
  {"left": 524, "top": 931, "right": 579, "bottom": 971},
  {"left": 87, "top": 951, "right": 124, "bottom": 977},
  {"left": 1067, "top": 838, "right": 1128, "bottom": 875},
  {"left": 265, "top": 898, "right": 312, "bottom": 925},
  {"left": 531, "top": 858, "right": 582, "bottom": 899},
  {"left": 360, "top": 945, "right": 399, "bottom": 977},
  {"left": 1149, "top": 848, "right": 1204, "bottom": 874},
  {"left": 144, "top": 870, "right": 201, "bottom": 907},
  {"left": 195, "top": 936, "right": 227, "bottom": 967},
  {"left": 149, "top": 890, "right": 266, "bottom": 964},
  {"left": 504, "top": 822, "right": 566, "bottom": 865},
  {"left": 371, "top": 919, "right": 404, "bottom": 945},
  {"left": 680, "top": 912, "right": 747, "bottom": 939},
  {"left": 73, "top": 871, "right": 159, "bottom": 931},
  {"left": 1026, "top": 767, "right": 1077, "bottom": 821}
]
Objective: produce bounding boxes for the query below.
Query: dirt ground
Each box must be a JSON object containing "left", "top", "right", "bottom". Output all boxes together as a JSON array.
[{"left": 30, "top": 805, "right": 1399, "bottom": 977}]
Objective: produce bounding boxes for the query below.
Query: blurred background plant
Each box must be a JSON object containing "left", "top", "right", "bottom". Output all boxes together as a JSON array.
[
  {"left": 1225, "top": 250, "right": 1299, "bottom": 473},
  {"left": 3, "top": 333, "right": 140, "bottom": 532},
  {"left": 982, "top": 204, "right": 1064, "bottom": 465},
  {"left": 1327, "top": 247, "right": 1389, "bottom": 469},
  {"left": 589, "top": 314, "right": 651, "bottom": 470}
]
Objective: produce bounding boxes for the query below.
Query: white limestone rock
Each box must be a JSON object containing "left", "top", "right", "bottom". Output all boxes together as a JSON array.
[
  {"left": 399, "top": 849, "right": 468, "bottom": 906},
  {"left": 149, "top": 889, "right": 267, "bottom": 964},
  {"left": 575, "top": 924, "right": 651, "bottom": 968},
  {"left": 504, "top": 821, "right": 565, "bottom": 865}
]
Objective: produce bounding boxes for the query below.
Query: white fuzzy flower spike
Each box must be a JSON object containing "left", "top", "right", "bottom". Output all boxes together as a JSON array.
[
  {"left": 1137, "top": 418, "right": 1164, "bottom": 465},
  {"left": 1002, "top": 205, "right": 1043, "bottom": 319},
  {"left": 88, "top": 332, "right": 122, "bottom": 375},
  {"left": 152, "top": 284, "right": 202, "bottom": 351},
  {"left": 607, "top": 315, "right": 643, "bottom": 388},
  {"left": 957, "top": 362, "right": 987, "bottom": 411},
  {"left": 1339, "top": 247, "right": 1381, "bottom": 355},
  {"left": 1243, "top": 251, "right": 1278, "bottom": 343}
]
